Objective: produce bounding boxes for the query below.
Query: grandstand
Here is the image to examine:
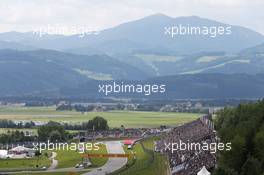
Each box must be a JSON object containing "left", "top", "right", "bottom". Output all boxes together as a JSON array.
[{"left": 155, "top": 116, "right": 216, "bottom": 175}]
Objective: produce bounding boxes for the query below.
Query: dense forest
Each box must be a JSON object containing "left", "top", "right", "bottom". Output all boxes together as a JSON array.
[{"left": 214, "top": 100, "right": 264, "bottom": 175}]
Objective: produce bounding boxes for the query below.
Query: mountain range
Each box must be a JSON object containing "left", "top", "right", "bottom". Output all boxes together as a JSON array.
[
  {"left": 60, "top": 74, "right": 264, "bottom": 99},
  {"left": 1, "top": 14, "right": 264, "bottom": 54},
  {"left": 0, "top": 14, "right": 264, "bottom": 98}
]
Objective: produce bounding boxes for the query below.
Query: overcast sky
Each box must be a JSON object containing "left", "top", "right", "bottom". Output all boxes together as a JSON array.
[{"left": 0, "top": 0, "right": 263, "bottom": 34}]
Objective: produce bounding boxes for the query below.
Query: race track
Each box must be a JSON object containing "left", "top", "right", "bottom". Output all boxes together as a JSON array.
[{"left": 82, "top": 141, "right": 127, "bottom": 175}]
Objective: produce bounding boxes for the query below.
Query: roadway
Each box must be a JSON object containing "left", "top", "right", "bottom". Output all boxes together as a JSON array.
[{"left": 82, "top": 141, "right": 127, "bottom": 175}]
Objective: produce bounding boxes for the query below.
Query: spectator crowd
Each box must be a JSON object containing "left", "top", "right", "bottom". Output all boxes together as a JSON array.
[{"left": 155, "top": 116, "right": 217, "bottom": 175}]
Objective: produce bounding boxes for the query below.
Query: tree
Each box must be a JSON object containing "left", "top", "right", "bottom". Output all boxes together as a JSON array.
[
  {"left": 241, "top": 157, "right": 262, "bottom": 175},
  {"left": 213, "top": 167, "right": 238, "bottom": 175},
  {"left": 214, "top": 100, "right": 264, "bottom": 174},
  {"left": 38, "top": 121, "right": 66, "bottom": 141},
  {"left": 254, "top": 127, "right": 264, "bottom": 160},
  {"left": 87, "top": 116, "right": 109, "bottom": 131},
  {"left": 49, "top": 130, "right": 62, "bottom": 142}
]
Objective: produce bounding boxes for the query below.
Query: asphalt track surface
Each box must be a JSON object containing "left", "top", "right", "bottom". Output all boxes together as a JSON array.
[{"left": 82, "top": 141, "right": 127, "bottom": 175}]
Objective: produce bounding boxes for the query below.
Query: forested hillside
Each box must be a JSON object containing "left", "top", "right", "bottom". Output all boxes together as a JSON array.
[{"left": 214, "top": 100, "right": 264, "bottom": 175}]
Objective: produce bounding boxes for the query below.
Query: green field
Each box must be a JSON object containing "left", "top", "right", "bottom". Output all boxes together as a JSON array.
[
  {"left": 0, "top": 143, "right": 108, "bottom": 173},
  {"left": 55, "top": 143, "right": 108, "bottom": 168},
  {"left": 0, "top": 106, "right": 200, "bottom": 128},
  {"left": 0, "top": 135, "right": 167, "bottom": 175},
  {"left": 87, "top": 143, "right": 108, "bottom": 167},
  {"left": 55, "top": 149, "right": 83, "bottom": 169},
  {"left": 115, "top": 137, "right": 168, "bottom": 175},
  {"left": 0, "top": 152, "right": 51, "bottom": 171}
]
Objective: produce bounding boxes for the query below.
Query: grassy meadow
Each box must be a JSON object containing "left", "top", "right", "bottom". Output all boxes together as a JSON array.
[
  {"left": 115, "top": 136, "right": 168, "bottom": 175},
  {"left": 0, "top": 152, "right": 51, "bottom": 171},
  {"left": 0, "top": 106, "right": 200, "bottom": 128}
]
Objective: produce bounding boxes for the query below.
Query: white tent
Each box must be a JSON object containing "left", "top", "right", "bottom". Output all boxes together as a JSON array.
[
  {"left": 9, "top": 146, "right": 35, "bottom": 157},
  {"left": 197, "top": 166, "right": 211, "bottom": 175},
  {"left": 10, "top": 146, "right": 30, "bottom": 152},
  {"left": 0, "top": 150, "right": 8, "bottom": 159}
]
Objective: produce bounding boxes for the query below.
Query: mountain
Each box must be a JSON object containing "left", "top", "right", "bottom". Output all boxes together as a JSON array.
[
  {"left": 0, "top": 49, "right": 148, "bottom": 96},
  {"left": 151, "top": 74, "right": 264, "bottom": 99},
  {"left": 240, "top": 42, "right": 264, "bottom": 56},
  {"left": 0, "top": 40, "right": 35, "bottom": 50},
  {"left": 0, "top": 14, "right": 264, "bottom": 96},
  {"left": 60, "top": 74, "right": 264, "bottom": 99},
  {"left": 0, "top": 49, "right": 83, "bottom": 96},
  {"left": 1, "top": 14, "right": 263, "bottom": 77},
  {"left": 0, "top": 14, "right": 263, "bottom": 55},
  {"left": 0, "top": 31, "right": 64, "bottom": 42},
  {"left": 1, "top": 48, "right": 264, "bottom": 99},
  {"left": 120, "top": 50, "right": 264, "bottom": 76},
  {"left": 86, "top": 14, "right": 264, "bottom": 54}
]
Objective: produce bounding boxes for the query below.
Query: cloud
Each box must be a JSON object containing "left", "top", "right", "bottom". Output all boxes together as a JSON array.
[{"left": 0, "top": 0, "right": 263, "bottom": 34}]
